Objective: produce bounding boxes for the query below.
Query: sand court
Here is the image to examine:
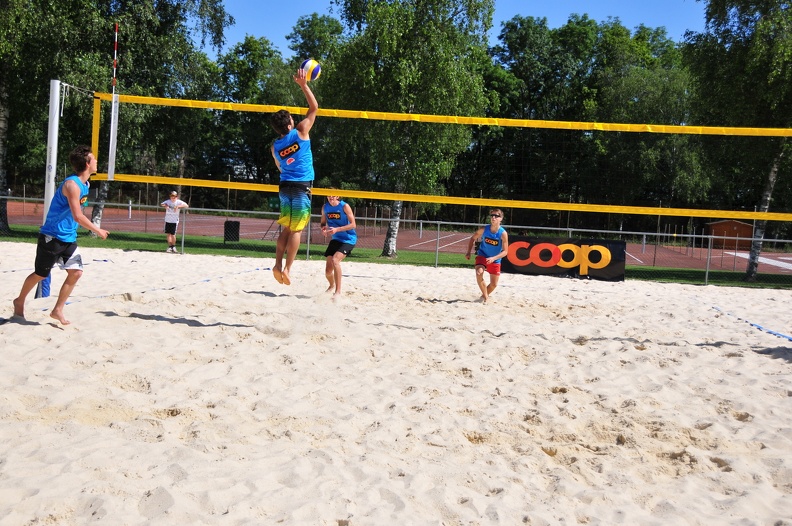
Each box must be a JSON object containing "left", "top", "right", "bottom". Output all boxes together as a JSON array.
[{"left": 1, "top": 241, "right": 791, "bottom": 524}]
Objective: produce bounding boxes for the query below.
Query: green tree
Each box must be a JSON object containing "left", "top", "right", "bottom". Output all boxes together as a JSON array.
[
  {"left": 489, "top": 15, "right": 561, "bottom": 206},
  {"left": 484, "top": 14, "right": 705, "bottom": 230},
  {"left": 286, "top": 13, "right": 344, "bottom": 63},
  {"left": 0, "top": 0, "right": 231, "bottom": 231},
  {"left": 89, "top": 1, "right": 232, "bottom": 221},
  {"left": 217, "top": 36, "right": 293, "bottom": 202},
  {"left": 442, "top": 49, "right": 516, "bottom": 221},
  {"left": 486, "top": 15, "right": 601, "bottom": 226},
  {"left": 684, "top": 0, "right": 792, "bottom": 281},
  {"left": 593, "top": 24, "right": 706, "bottom": 223},
  {"left": 0, "top": 0, "right": 113, "bottom": 232},
  {"left": 329, "top": 0, "right": 493, "bottom": 256}
]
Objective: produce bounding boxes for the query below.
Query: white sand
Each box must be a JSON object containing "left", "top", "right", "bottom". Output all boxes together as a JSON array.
[{"left": 1, "top": 241, "right": 791, "bottom": 525}]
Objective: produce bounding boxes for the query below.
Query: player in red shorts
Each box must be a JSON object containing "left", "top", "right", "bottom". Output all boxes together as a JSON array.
[{"left": 465, "top": 208, "right": 509, "bottom": 304}]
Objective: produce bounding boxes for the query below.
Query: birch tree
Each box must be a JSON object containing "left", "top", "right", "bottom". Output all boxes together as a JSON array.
[{"left": 685, "top": 0, "right": 792, "bottom": 281}]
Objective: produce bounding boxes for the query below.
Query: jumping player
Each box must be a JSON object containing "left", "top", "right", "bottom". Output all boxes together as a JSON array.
[{"left": 269, "top": 67, "right": 319, "bottom": 285}]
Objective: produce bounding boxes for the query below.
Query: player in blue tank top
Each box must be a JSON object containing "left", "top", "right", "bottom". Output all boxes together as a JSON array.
[
  {"left": 272, "top": 128, "right": 313, "bottom": 183},
  {"left": 321, "top": 194, "right": 357, "bottom": 298},
  {"left": 465, "top": 208, "right": 509, "bottom": 304},
  {"left": 13, "top": 145, "right": 110, "bottom": 325},
  {"left": 269, "top": 67, "right": 319, "bottom": 286}
]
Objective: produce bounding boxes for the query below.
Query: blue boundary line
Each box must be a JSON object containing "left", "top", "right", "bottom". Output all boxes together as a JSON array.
[{"left": 712, "top": 306, "right": 792, "bottom": 342}]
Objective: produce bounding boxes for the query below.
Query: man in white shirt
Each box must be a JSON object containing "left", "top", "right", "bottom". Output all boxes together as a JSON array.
[{"left": 161, "top": 191, "right": 189, "bottom": 253}]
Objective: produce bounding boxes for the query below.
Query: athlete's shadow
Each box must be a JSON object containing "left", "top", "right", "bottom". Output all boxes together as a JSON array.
[
  {"left": 753, "top": 346, "right": 792, "bottom": 364},
  {"left": 245, "top": 290, "right": 280, "bottom": 298},
  {"left": 416, "top": 296, "right": 474, "bottom": 304},
  {"left": 0, "top": 316, "right": 41, "bottom": 326},
  {"left": 243, "top": 290, "right": 312, "bottom": 300},
  {"left": 98, "top": 311, "right": 253, "bottom": 328}
]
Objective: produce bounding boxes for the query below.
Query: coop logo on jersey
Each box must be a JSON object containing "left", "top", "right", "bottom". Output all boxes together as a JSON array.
[
  {"left": 484, "top": 238, "right": 500, "bottom": 246},
  {"left": 327, "top": 212, "right": 341, "bottom": 220},
  {"left": 278, "top": 143, "right": 300, "bottom": 158},
  {"left": 80, "top": 196, "right": 89, "bottom": 207}
]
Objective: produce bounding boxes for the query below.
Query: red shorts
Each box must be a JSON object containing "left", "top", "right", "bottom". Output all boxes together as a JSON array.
[{"left": 475, "top": 256, "right": 501, "bottom": 275}]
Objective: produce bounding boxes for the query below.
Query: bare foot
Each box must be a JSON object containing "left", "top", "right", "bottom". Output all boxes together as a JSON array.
[
  {"left": 325, "top": 283, "right": 335, "bottom": 293},
  {"left": 49, "top": 307, "right": 71, "bottom": 326},
  {"left": 12, "top": 297, "right": 25, "bottom": 319},
  {"left": 281, "top": 269, "right": 291, "bottom": 286},
  {"left": 272, "top": 268, "right": 284, "bottom": 284}
]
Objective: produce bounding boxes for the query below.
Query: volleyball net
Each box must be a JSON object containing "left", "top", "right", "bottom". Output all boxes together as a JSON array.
[{"left": 88, "top": 91, "right": 792, "bottom": 224}]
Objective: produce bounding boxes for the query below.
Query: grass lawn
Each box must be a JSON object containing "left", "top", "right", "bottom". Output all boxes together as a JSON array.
[{"left": 2, "top": 225, "right": 788, "bottom": 288}]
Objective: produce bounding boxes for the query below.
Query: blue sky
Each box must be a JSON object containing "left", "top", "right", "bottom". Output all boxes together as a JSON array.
[{"left": 207, "top": 0, "right": 706, "bottom": 58}]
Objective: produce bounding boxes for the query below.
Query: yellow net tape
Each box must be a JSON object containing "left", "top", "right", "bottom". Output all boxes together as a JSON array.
[
  {"left": 93, "top": 92, "right": 792, "bottom": 137},
  {"left": 91, "top": 173, "right": 792, "bottom": 221}
]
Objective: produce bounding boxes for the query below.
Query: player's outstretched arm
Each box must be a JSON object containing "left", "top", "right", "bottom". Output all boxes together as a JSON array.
[{"left": 295, "top": 68, "right": 318, "bottom": 136}]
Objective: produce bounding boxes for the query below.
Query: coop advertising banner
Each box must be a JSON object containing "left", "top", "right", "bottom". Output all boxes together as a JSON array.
[{"left": 502, "top": 237, "right": 626, "bottom": 281}]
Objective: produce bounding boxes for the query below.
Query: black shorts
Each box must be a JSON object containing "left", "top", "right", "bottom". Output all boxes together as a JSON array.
[
  {"left": 164, "top": 222, "right": 177, "bottom": 235},
  {"left": 34, "top": 234, "right": 80, "bottom": 277},
  {"left": 324, "top": 239, "right": 355, "bottom": 258}
]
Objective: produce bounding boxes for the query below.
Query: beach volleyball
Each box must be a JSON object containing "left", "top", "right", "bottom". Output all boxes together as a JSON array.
[{"left": 300, "top": 59, "right": 321, "bottom": 81}]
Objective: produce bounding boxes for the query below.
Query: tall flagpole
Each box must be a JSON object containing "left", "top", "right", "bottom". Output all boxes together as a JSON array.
[
  {"left": 107, "top": 23, "right": 119, "bottom": 181},
  {"left": 112, "top": 23, "right": 118, "bottom": 95}
]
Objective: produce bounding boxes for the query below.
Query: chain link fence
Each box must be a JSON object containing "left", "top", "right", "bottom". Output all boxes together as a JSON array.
[{"left": 4, "top": 197, "right": 791, "bottom": 287}]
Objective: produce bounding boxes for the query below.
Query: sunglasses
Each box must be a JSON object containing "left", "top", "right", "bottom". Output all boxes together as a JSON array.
[{"left": 490, "top": 214, "right": 502, "bottom": 218}]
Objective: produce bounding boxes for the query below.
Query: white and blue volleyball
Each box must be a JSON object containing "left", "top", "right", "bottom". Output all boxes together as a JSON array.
[{"left": 300, "top": 59, "right": 322, "bottom": 81}]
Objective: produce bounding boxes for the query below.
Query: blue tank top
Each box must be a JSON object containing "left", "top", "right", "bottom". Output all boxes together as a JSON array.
[
  {"left": 273, "top": 128, "right": 314, "bottom": 183},
  {"left": 324, "top": 200, "right": 357, "bottom": 245},
  {"left": 477, "top": 226, "right": 505, "bottom": 262},
  {"left": 40, "top": 175, "right": 89, "bottom": 243}
]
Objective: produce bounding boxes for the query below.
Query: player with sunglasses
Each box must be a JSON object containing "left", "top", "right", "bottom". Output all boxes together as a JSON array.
[{"left": 465, "top": 208, "right": 509, "bottom": 303}]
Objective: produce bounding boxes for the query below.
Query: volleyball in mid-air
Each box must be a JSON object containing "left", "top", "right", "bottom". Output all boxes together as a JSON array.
[{"left": 300, "top": 59, "right": 321, "bottom": 81}]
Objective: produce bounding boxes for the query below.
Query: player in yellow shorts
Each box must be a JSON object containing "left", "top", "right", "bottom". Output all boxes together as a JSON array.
[{"left": 269, "top": 67, "right": 318, "bottom": 285}]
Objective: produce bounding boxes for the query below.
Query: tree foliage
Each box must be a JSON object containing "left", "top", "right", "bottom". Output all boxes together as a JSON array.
[
  {"left": 684, "top": 0, "right": 792, "bottom": 279},
  {"left": 216, "top": 35, "right": 293, "bottom": 202},
  {"left": 287, "top": 13, "right": 344, "bottom": 63},
  {"left": 0, "top": 0, "right": 232, "bottom": 230},
  {"left": 326, "top": 0, "right": 493, "bottom": 255},
  {"left": 477, "top": 14, "right": 708, "bottom": 229}
]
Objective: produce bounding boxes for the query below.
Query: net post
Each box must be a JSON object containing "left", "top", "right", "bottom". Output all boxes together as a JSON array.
[
  {"left": 107, "top": 94, "right": 119, "bottom": 181},
  {"left": 35, "top": 275, "right": 51, "bottom": 299},
  {"left": 91, "top": 96, "right": 101, "bottom": 160},
  {"left": 44, "top": 79, "right": 61, "bottom": 222},
  {"left": 705, "top": 235, "right": 713, "bottom": 285}
]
